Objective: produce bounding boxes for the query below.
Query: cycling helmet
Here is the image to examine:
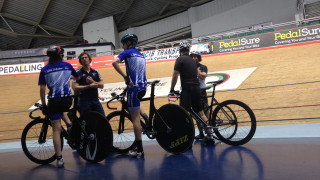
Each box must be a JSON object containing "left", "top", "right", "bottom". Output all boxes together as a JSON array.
[
  {"left": 47, "top": 46, "right": 64, "bottom": 57},
  {"left": 121, "top": 33, "right": 138, "bottom": 44},
  {"left": 190, "top": 51, "right": 202, "bottom": 61},
  {"left": 179, "top": 41, "right": 191, "bottom": 52}
]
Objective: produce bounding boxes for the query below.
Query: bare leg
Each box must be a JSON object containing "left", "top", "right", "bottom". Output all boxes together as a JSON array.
[
  {"left": 196, "top": 110, "right": 208, "bottom": 122},
  {"left": 51, "top": 119, "right": 62, "bottom": 157},
  {"left": 61, "top": 112, "right": 71, "bottom": 125},
  {"left": 130, "top": 109, "right": 142, "bottom": 141},
  {"left": 140, "top": 108, "right": 148, "bottom": 117}
]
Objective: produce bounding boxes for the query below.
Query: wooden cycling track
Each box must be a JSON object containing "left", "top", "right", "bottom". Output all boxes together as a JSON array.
[{"left": 0, "top": 41, "right": 320, "bottom": 143}]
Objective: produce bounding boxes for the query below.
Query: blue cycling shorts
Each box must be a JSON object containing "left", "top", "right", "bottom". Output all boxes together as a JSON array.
[{"left": 127, "top": 85, "right": 146, "bottom": 111}]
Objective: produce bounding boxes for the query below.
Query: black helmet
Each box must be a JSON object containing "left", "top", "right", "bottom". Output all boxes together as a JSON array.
[
  {"left": 179, "top": 41, "right": 191, "bottom": 52},
  {"left": 47, "top": 47, "right": 64, "bottom": 57},
  {"left": 121, "top": 33, "right": 138, "bottom": 44},
  {"left": 190, "top": 51, "right": 202, "bottom": 61}
]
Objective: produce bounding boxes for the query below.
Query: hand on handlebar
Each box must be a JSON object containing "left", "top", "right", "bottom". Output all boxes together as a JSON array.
[
  {"left": 41, "top": 104, "right": 48, "bottom": 115},
  {"left": 169, "top": 89, "right": 180, "bottom": 96},
  {"left": 168, "top": 90, "right": 180, "bottom": 102}
]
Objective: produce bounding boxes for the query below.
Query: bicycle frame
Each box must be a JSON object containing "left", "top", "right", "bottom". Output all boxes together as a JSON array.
[
  {"left": 30, "top": 97, "right": 91, "bottom": 146},
  {"left": 107, "top": 81, "right": 172, "bottom": 138}
]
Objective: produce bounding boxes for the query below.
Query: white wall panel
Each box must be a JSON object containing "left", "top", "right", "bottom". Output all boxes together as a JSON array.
[
  {"left": 191, "top": 0, "right": 297, "bottom": 37},
  {"left": 188, "top": 0, "right": 254, "bottom": 23},
  {"left": 83, "top": 16, "right": 117, "bottom": 47},
  {"left": 119, "top": 11, "right": 190, "bottom": 44},
  {"left": 118, "top": 0, "right": 297, "bottom": 47}
]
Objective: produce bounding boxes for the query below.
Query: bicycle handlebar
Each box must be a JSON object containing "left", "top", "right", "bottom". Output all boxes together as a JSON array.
[
  {"left": 167, "top": 91, "right": 180, "bottom": 103},
  {"left": 29, "top": 103, "right": 42, "bottom": 119},
  {"left": 106, "top": 96, "right": 118, "bottom": 110},
  {"left": 106, "top": 88, "right": 128, "bottom": 110}
]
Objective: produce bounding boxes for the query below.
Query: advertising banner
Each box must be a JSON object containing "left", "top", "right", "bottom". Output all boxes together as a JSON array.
[
  {"left": 0, "top": 48, "right": 46, "bottom": 59},
  {"left": 0, "top": 62, "right": 44, "bottom": 76},
  {"left": 141, "top": 47, "right": 180, "bottom": 62},
  {"left": 3, "top": 24, "right": 320, "bottom": 76},
  {"left": 213, "top": 24, "right": 320, "bottom": 54}
]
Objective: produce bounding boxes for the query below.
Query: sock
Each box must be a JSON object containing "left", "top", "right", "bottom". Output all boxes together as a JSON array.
[
  {"left": 136, "top": 140, "right": 143, "bottom": 152},
  {"left": 56, "top": 155, "right": 63, "bottom": 160},
  {"left": 142, "top": 113, "right": 149, "bottom": 123}
]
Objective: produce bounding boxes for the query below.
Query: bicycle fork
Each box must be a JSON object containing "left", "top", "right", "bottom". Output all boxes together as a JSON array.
[{"left": 39, "top": 120, "right": 49, "bottom": 144}]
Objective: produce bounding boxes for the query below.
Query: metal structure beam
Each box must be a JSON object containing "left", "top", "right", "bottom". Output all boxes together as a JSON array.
[
  {"left": 0, "top": 0, "right": 5, "bottom": 13},
  {"left": 26, "top": 0, "right": 52, "bottom": 48},
  {"left": 159, "top": 2, "right": 170, "bottom": 16},
  {"left": 1, "top": 12, "right": 73, "bottom": 36},
  {"left": 72, "top": 0, "right": 95, "bottom": 35},
  {"left": 191, "top": 0, "right": 213, "bottom": 7},
  {"left": 0, "top": 27, "right": 81, "bottom": 39},
  {"left": 158, "top": 0, "right": 190, "bottom": 7},
  {"left": 117, "top": 0, "right": 135, "bottom": 24}
]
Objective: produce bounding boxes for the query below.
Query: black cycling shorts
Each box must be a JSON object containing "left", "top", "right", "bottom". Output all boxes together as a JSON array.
[
  {"left": 180, "top": 86, "right": 203, "bottom": 112},
  {"left": 48, "top": 96, "right": 73, "bottom": 114},
  {"left": 200, "top": 89, "right": 209, "bottom": 112}
]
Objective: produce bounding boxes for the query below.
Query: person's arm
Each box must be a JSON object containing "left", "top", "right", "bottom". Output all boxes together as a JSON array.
[
  {"left": 86, "top": 75, "right": 104, "bottom": 89},
  {"left": 170, "top": 71, "right": 180, "bottom": 91},
  {"left": 73, "top": 81, "right": 97, "bottom": 92},
  {"left": 40, "top": 85, "right": 46, "bottom": 106},
  {"left": 112, "top": 57, "right": 126, "bottom": 78},
  {"left": 197, "top": 69, "right": 207, "bottom": 80}
]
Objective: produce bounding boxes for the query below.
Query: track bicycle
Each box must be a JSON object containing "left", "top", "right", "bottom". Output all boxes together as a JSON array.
[
  {"left": 21, "top": 96, "right": 113, "bottom": 164},
  {"left": 169, "top": 80, "right": 256, "bottom": 146},
  {"left": 106, "top": 80, "right": 195, "bottom": 154}
]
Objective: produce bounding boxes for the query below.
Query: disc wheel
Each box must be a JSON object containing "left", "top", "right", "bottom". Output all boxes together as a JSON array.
[{"left": 154, "top": 104, "right": 194, "bottom": 154}]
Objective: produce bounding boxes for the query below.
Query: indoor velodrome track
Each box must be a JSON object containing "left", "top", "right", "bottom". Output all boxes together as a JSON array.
[{"left": 0, "top": 41, "right": 320, "bottom": 180}]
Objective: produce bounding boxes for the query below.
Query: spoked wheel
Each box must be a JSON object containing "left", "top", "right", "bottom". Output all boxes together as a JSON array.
[
  {"left": 212, "top": 100, "right": 256, "bottom": 146},
  {"left": 76, "top": 111, "right": 113, "bottom": 163},
  {"left": 154, "top": 104, "right": 194, "bottom": 154},
  {"left": 21, "top": 119, "right": 63, "bottom": 164},
  {"left": 106, "top": 111, "right": 136, "bottom": 154},
  {"left": 209, "top": 104, "right": 236, "bottom": 140}
]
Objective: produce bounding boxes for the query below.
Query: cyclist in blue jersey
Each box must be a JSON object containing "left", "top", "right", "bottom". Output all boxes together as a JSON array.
[
  {"left": 112, "top": 33, "right": 147, "bottom": 158},
  {"left": 38, "top": 47, "right": 80, "bottom": 167}
]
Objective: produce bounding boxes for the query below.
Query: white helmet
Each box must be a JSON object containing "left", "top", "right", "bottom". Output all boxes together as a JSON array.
[{"left": 179, "top": 41, "right": 191, "bottom": 52}]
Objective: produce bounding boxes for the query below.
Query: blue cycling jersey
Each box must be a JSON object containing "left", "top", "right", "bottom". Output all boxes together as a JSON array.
[
  {"left": 38, "top": 61, "right": 78, "bottom": 98},
  {"left": 117, "top": 47, "right": 147, "bottom": 86}
]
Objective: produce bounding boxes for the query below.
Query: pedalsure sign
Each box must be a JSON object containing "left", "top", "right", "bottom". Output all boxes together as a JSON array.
[{"left": 213, "top": 24, "right": 320, "bottom": 54}]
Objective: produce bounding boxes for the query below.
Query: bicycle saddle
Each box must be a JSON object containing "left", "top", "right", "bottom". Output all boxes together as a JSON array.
[
  {"left": 147, "top": 80, "right": 160, "bottom": 85},
  {"left": 206, "top": 80, "right": 224, "bottom": 85}
]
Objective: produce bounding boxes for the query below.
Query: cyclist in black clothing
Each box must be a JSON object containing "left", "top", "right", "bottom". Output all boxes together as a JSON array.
[
  {"left": 169, "top": 41, "right": 214, "bottom": 143},
  {"left": 190, "top": 51, "right": 208, "bottom": 139}
]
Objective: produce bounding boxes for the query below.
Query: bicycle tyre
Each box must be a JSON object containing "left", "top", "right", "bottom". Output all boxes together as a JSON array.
[
  {"left": 154, "top": 104, "right": 194, "bottom": 154},
  {"left": 76, "top": 111, "right": 113, "bottom": 163},
  {"left": 212, "top": 100, "right": 256, "bottom": 146},
  {"left": 21, "top": 119, "right": 63, "bottom": 164},
  {"left": 106, "top": 111, "right": 136, "bottom": 154},
  {"left": 209, "top": 104, "right": 237, "bottom": 140}
]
